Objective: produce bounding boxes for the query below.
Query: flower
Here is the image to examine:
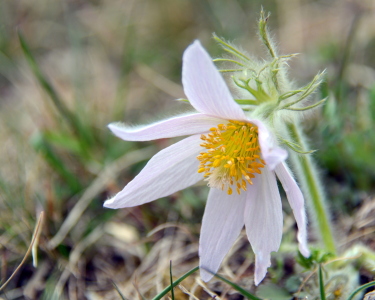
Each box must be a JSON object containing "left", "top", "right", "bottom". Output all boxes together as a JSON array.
[{"left": 104, "top": 40, "right": 310, "bottom": 285}]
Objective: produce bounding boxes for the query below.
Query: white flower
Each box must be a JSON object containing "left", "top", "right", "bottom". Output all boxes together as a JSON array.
[{"left": 104, "top": 41, "right": 310, "bottom": 285}]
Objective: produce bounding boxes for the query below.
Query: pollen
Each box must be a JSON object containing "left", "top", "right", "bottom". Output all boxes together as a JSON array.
[{"left": 197, "top": 120, "right": 265, "bottom": 195}]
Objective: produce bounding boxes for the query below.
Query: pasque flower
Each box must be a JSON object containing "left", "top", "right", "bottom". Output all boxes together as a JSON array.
[{"left": 104, "top": 41, "right": 310, "bottom": 285}]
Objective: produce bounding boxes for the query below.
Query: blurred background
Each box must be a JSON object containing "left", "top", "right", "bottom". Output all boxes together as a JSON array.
[{"left": 0, "top": 0, "right": 375, "bottom": 299}]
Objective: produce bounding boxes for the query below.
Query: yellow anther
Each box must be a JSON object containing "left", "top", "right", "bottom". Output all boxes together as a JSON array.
[
  {"left": 196, "top": 120, "right": 265, "bottom": 195},
  {"left": 227, "top": 187, "right": 233, "bottom": 195},
  {"left": 244, "top": 175, "right": 253, "bottom": 184},
  {"left": 213, "top": 159, "right": 221, "bottom": 167},
  {"left": 241, "top": 180, "right": 247, "bottom": 190},
  {"left": 230, "top": 165, "right": 237, "bottom": 176}
]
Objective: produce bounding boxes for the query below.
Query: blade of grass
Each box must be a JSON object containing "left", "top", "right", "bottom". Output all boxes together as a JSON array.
[
  {"left": 31, "top": 132, "right": 82, "bottom": 193},
  {"left": 169, "top": 261, "right": 175, "bottom": 300},
  {"left": 318, "top": 264, "right": 326, "bottom": 300},
  {"left": 347, "top": 280, "right": 375, "bottom": 300},
  {"left": 151, "top": 266, "right": 199, "bottom": 300},
  {"left": 18, "top": 31, "right": 94, "bottom": 155},
  {"left": 18, "top": 31, "right": 73, "bottom": 124},
  {"left": 208, "top": 271, "right": 263, "bottom": 300},
  {"left": 113, "top": 0, "right": 137, "bottom": 120},
  {"left": 336, "top": 12, "right": 362, "bottom": 103},
  {"left": 0, "top": 212, "right": 44, "bottom": 291},
  {"left": 112, "top": 281, "right": 128, "bottom": 300}
]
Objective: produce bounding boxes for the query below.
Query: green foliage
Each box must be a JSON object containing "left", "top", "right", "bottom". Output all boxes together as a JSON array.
[
  {"left": 169, "top": 261, "right": 175, "bottom": 300},
  {"left": 1, "top": 1, "right": 375, "bottom": 299},
  {"left": 257, "top": 283, "right": 292, "bottom": 300},
  {"left": 296, "top": 249, "right": 335, "bottom": 270},
  {"left": 151, "top": 266, "right": 199, "bottom": 300},
  {"left": 347, "top": 280, "right": 375, "bottom": 300},
  {"left": 318, "top": 264, "right": 327, "bottom": 300},
  {"left": 209, "top": 271, "right": 263, "bottom": 300}
]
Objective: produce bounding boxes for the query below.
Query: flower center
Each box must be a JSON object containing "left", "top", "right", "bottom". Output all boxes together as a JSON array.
[{"left": 197, "top": 120, "right": 265, "bottom": 195}]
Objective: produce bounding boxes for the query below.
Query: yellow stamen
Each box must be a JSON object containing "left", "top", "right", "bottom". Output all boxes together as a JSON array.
[{"left": 197, "top": 120, "right": 265, "bottom": 195}]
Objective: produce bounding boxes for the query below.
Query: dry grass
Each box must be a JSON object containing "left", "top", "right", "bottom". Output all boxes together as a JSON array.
[{"left": 0, "top": 0, "right": 375, "bottom": 299}]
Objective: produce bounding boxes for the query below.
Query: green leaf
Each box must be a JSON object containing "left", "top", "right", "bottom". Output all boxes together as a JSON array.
[
  {"left": 43, "top": 131, "right": 82, "bottom": 154},
  {"left": 318, "top": 264, "right": 326, "bottom": 300},
  {"left": 18, "top": 31, "right": 94, "bottom": 154},
  {"left": 207, "top": 270, "right": 263, "bottom": 300},
  {"left": 258, "top": 9, "right": 276, "bottom": 58},
  {"left": 213, "top": 58, "right": 246, "bottom": 67},
  {"left": 257, "top": 283, "right": 292, "bottom": 300},
  {"left": 234, "top": 99, "right": 259, "bottom": 106},
  {"left": 296, "top": 250, "right": 314, "bottom": 269},
  {"left": 30, "top": 132, "right": 82, "bottom": 193},
  {"left": 213, "top": 34, "right": 251, "bottom": 63},
  {"left": 284, "top": 98, "right": 327, "bottom": 112},
  {"left": 346, "top": 280, "right": 375, "bottom": 300},
  {"left": 151, "top": 266, "right": 199, "bottom": 300},
  {"left": 169, "top": 261, "right": 175, "bottom": 300}
]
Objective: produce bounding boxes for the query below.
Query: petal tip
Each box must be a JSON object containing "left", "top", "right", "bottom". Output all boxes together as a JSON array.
[
  {"left": 254, "top": 268, "right": 267, "bottom": 286},
  {"left": 265, "top": 148, "right": 288, "bottom": 170},
  {"left": 103, "top": 197, "right": 117, "bottom": 209},
  {"left": 186, "top": 40, "right": 204, "bottom": 53},
  {"left": 199, "top": 266, "right": 214, "bottom": 282},
  {"left": 107, "top": 122, "right": 121, "bottom": 134},
  {"left": 183, "top": 40, "right": 207, "bottom": 67},
  {"left": 254, "top": 252, "right": 271, "bottom": 286},
  {"left": 299, "top": 245, "right": 311, "bottom": 258},
  {"left": 253, "top": 120, "right": 288, "bottom": 170}
]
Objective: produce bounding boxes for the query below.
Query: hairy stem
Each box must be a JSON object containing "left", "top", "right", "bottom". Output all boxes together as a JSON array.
[{"left": 287, "top": 121, "right": 336, "bottom": 254}]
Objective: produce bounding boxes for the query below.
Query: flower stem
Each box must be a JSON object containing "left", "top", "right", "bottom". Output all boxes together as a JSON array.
[{"left": 287, "top": 121, "right": 336, "bottom": 254}]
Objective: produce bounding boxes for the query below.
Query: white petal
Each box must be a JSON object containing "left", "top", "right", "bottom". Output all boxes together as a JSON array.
[
  {"left": 108, "top": 113, "right": 224, "bottom": 141},
  {"left": 251, "top": 119, "right": 288, "bottom": 170},
  {"left": 199, "top": 188, "right": 246, "bottom": 281},
  {"left": 104, "top": 135, "right": 203, "bottom": 209},
  {"left": 244, "top": 167, "right": 283, "bottom": 285},
  {"left": 275, "top": 163, "right": 310, "bottom": 257},
  {"left": 182, "top": 40, "right": 246, "bottom": 120}
]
